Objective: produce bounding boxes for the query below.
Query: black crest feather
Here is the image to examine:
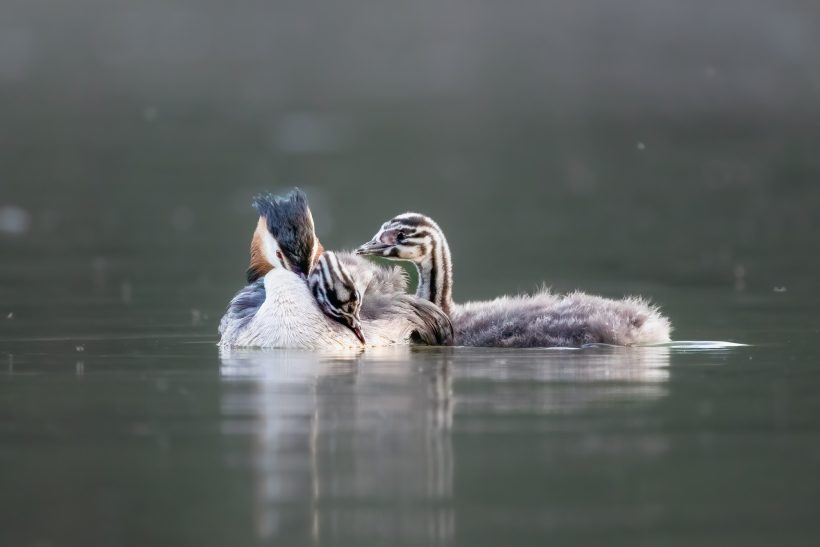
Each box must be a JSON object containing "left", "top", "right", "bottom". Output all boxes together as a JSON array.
[{"left": 252, "top": 188, "right": 315, "bottom": 277}]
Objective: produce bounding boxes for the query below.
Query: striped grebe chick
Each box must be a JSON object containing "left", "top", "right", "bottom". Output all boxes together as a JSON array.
[
  {"left": 356, "top": 213, "right": 671, "bottom": 348},
  {"left": 309, "top": 251, "right": 366, "bottom": 344}
]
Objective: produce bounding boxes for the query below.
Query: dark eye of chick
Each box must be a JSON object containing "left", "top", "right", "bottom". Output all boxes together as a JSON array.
[{"left": 396, "top": 231, "right": 407, "bottom": 243}]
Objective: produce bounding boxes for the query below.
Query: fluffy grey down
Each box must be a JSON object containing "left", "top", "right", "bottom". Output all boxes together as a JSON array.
[
  {"left": 452, "top": 289, "right": 671, "bottom": 348},
  {"left": 335, "top": 251, "right": 453, "bottom": 345},
  {"left": 359, "top": 291, "right": 453, "bottom": 345},
  {"left": 335, "top": 252, "right": 409, "bottom": 301}
]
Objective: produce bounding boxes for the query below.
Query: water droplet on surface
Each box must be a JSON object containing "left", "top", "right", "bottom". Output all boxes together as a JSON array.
[
  {"left": 773, "top": 286, "right": 787, "bottom": 293},
  {"left": 75, "top": 345, "right": 84, "bottom": 353},
  {"left": 6, "top": 312, "right": 12, "bottom": 319},
  {"left": 636, "top": 141, "right": 646, "bottom": 151}
]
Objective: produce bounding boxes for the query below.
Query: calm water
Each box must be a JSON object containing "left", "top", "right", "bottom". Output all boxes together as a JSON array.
[
  {"left": 3, "top": 0, "right": 820, "bottom": 544},
  {"left": 2, "top": 280, "right": 819, "bottom": 546}
]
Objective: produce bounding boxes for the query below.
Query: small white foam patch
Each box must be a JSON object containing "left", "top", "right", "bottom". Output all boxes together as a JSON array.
[
  {"left": 649, "top": 341, "right": 749, "bottom": 350},
  {"left": 581, "top": 341, "right": 747, "bottom": 350}
]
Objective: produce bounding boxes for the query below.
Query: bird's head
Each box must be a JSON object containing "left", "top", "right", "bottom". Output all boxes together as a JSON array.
[
  {"left": 355, "top": 213, "right": 440, "bottom": 264},
  {"left": 308, "top": 251, "right": 365, "bottom": 345},
  {"left": 247, "top": 188, "right": 324, "bottom": 283}
]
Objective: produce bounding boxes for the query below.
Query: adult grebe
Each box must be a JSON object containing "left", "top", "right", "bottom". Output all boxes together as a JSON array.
[{"left": 218, "top": 192, "right": 452, "bottom": 348}]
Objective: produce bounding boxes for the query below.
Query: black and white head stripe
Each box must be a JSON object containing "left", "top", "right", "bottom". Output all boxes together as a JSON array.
[
  {"left": 309, "top": 251, "right": 363, "bottom": 333},
  {"left": 252, "top": 188, "right": 316, "bottom": 277},
  {"left": 357, "top": 213, "right": 453, "bottom": 316}
]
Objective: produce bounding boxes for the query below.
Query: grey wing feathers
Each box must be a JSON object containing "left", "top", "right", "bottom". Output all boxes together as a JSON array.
[{"left": 218, "top": 280, "right": 266, "bottom": 340}]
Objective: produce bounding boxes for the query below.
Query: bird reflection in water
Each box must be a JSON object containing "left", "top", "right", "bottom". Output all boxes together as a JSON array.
[
  {"left": 219, "top": 346, "right": 455, "bottom": 545},
  {"left": 454, "top": 346, "right": 672, "bottom": 416},
  {"left": 219, "top": 345, "right": 671, "bottom": 544}
]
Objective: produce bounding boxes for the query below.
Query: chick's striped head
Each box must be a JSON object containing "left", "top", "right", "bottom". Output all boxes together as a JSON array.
[
  {"left": 355, "top": 213, "right": 442, "bottom": 263},
  {"left": 309, "top": 251, "right": 365, "bottom": 344}
]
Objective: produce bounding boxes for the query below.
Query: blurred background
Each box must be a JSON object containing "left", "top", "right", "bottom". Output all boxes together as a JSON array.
[
  {"left": 2, "top": 2, "right": 820, "bottom": 546},
  {"left": 2, "top": 0, "right": 819, "bottom": 340}
]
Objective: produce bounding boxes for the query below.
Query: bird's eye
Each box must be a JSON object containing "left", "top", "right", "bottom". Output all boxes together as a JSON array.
[{"left": 396, "top": 231, "right": 407, "bottom": 242}]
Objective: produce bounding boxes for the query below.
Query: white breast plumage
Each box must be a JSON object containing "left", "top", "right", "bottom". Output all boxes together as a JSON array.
[{"left": 224, "top": 268, "right": 359, "bottom": 349}]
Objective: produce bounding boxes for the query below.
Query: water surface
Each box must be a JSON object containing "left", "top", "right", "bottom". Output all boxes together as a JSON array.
[{"left": 3, "top": 305, "right": 818, "bottom": 547}]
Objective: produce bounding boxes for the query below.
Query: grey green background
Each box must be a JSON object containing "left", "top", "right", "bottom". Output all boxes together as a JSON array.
[{"left": 1, "top": 1, "right": 819, "bottom": 546}]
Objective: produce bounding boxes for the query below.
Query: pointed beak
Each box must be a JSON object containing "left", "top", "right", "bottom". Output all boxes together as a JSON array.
[
  {"left": 352, "top": 324, "right": 366, "bottom": 345},
  {"left": 355, "top": 239, "right": 389, "bottom": 256}
]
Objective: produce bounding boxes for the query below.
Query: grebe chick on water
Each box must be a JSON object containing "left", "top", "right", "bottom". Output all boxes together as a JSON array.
[
  {"left": 357, "top": 213, "right": 672, "bottom": 348},
  {"left": 218, "top": 191, "right": 453, "bottom": 348}
]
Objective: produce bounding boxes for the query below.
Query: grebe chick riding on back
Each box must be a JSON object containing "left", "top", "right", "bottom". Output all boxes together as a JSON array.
[{"left": 309, "top": 251, "right": 366, "bottom": 344}]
